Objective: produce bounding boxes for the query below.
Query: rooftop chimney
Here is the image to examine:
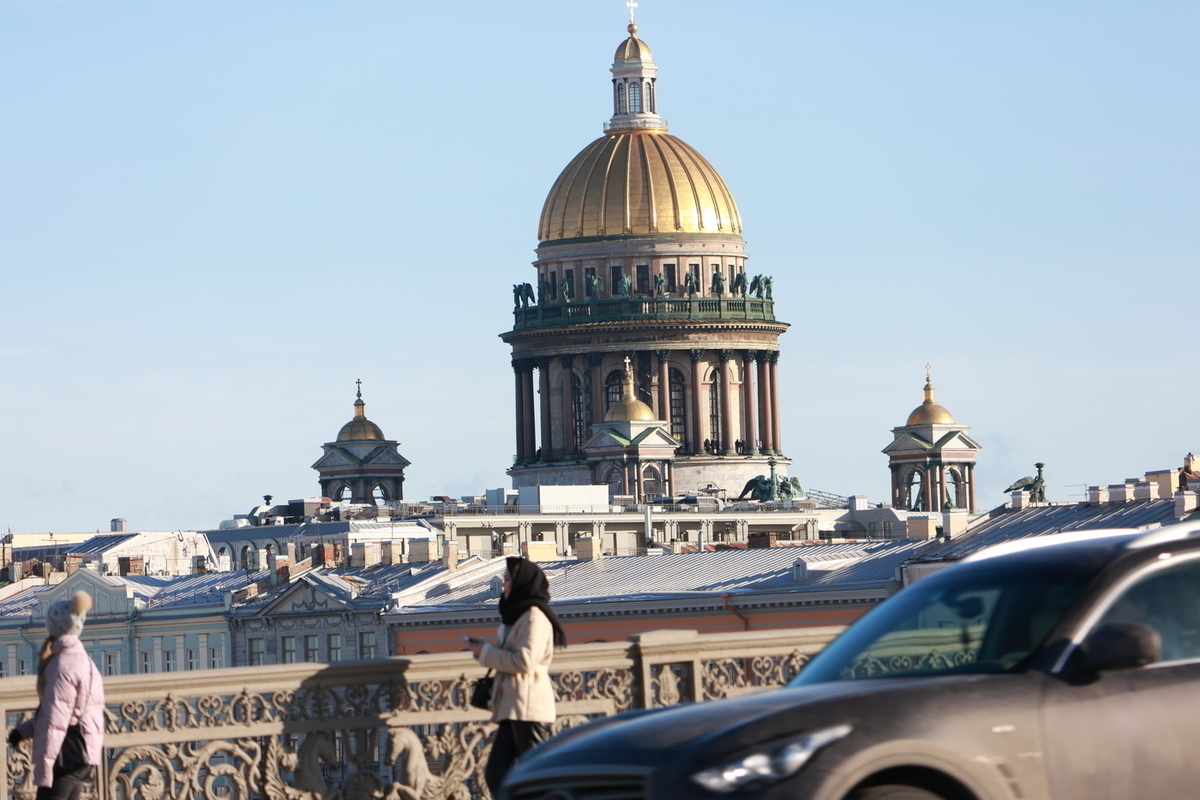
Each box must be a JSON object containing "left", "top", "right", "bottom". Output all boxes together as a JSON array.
[{"left": 111, "top": 518, "right": 126, "bottom": 532}]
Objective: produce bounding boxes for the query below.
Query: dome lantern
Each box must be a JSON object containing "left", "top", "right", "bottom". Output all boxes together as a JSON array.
[{"left": 605, "top": 21, "right": 667, "bottom": 134}]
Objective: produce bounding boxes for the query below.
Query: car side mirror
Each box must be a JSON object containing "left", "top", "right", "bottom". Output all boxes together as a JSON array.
[{"left": 1079, "top": 623, "right": 1161, "bottom": 672}]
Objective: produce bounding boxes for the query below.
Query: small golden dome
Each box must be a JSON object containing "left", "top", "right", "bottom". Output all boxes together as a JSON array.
[
  {"left": 605, "top": 357, "right": 658, "bottom": 421},
  {"left": 614, "top": 29, "right": 653, "bottom": 62},
  {"left": 606, "top": 397, "right": 658, "bottom": 422},
  {"left": 539, "top": 131, "right": 741, "bottom": 242},
  {"left": 906, "top": 379, "right": 955, "bottom": 425},
  {"left": 337, "top": 384, "right": 386, "bottom": 441}
]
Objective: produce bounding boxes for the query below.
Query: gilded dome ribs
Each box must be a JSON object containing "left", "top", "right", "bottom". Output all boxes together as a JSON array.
[{"left": 537, "top": 131, "right": 741, "bottom": 241}]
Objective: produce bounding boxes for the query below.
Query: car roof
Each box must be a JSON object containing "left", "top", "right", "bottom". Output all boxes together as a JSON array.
[{"left": 964, "top": 521, "right": 1200, "bottom": 567}]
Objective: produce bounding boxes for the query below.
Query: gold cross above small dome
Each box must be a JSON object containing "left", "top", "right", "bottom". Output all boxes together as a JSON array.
[{"left": 605, "top": 356, "right": 657, "bottom": 421}]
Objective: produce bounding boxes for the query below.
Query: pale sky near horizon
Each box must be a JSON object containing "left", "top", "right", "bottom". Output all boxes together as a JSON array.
[{"left": 2, "top": 0, "right": 1196, "bottom": 534}]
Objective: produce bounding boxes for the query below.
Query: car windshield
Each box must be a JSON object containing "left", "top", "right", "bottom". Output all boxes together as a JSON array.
[{"left": 790, "top": 559, "right": 1096, "bottom": 685}]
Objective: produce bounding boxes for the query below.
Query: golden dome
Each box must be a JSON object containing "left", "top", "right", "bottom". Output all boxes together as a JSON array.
[
  {"left": 615, "top": 25, "right": 653, "bottom": 62},
  {"left": 337, "top": 385, "right": 386, "bottom": 441},
  {"left": 606, "top": 396, "right": 658, "bottom": 422},
  {"left": 539, "top": 131, "right": 741, "bottom": 242},
  {"left": 605, "top": 357, "right": 658, "bottom": 421},
  {"left": 906, "top": 379, "right": 955, "bottom": 425}
]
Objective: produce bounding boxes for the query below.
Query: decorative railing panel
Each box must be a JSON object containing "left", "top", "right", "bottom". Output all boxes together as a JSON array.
[{"left": 2, "top": 626, "right": 842, "bottom": 800}]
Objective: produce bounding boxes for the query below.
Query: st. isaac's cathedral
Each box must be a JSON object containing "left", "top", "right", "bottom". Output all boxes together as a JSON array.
[{"left": 501, "top": 21, "right": 792, "bottom": 500}]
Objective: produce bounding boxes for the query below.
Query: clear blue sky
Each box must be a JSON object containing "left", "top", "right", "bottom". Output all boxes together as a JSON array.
[{"left": 2, "top": 0, "right": 1196, "bottom": 533}]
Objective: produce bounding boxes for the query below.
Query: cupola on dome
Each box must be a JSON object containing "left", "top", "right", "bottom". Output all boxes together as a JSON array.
[
  {"left": 605, "top": 359, "right": 658, "bottom": 422},
  {"left": 538, "top": 23, "right": 741, "bottom": 243},
  {"left": 337, "top": 385, "right": 386, "bottom": 441},
  {"left": 906, "top": 378, "right": 955, "bottom": 425}
]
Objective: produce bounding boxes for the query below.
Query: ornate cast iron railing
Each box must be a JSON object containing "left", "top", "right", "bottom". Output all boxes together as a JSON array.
[
  {"left": 511, "top": 296, "right": 777, "bottom": 330},
  {"left": 1, "top": 626, "right": 843, "bottom": 800}
]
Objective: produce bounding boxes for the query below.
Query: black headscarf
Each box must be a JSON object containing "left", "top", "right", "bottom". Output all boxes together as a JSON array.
[{"left": 498, "top": 557, "right": 567, "bottom": 648}]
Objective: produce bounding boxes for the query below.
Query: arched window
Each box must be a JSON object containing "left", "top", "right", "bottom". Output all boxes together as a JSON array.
[
  {"left": 616, "top": 83, "right": 626, "bottom": 114},
  {"left": 605, "top": 370, "right": 624, "bottom": 414},
  {"left": 903, "top": 468, "right": 926, "bottom": 511},
  {"left": 643, "top": 465, "right": 663, "bottom": 498},
  {"left": 572, "top": 372, "right": 589, "bottom": 448},
  {"left": 945, "top": 467, "right": 966, "bottom": 509},
  {"left": 627, "top": 81, "right": 642, "bottom": 113},
  {"left": 669, "top": 368, "right": 687, "bottom": 443},
  {"left": 605, "top": 466, "right": 624, "bottom": 498},
  {"left": 372, "top": 483, "right": 388, "bottom": 505},
  {"left": 646, "top": 80, "right": 655, "bottom": 112},
  {"left": 708, "top": 376, "right": 722, "bottom": 450}
]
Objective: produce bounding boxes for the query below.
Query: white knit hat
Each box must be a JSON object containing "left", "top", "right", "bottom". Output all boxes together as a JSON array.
[{"left": 45, "top": 591, "right": 92, "bottom": 637}]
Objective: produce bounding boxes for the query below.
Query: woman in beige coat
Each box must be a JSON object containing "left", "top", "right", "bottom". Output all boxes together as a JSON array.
[{"left": 467, "top": 557, "right": 566, "bottom": 796}]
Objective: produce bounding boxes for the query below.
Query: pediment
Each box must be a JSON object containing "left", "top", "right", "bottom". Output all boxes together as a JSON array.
[
  {"left": 255, "top": 581, "right": 350, "bottom": 617},
  {"left": 883, "top": 429, "right": 981, "bottom": 455}
]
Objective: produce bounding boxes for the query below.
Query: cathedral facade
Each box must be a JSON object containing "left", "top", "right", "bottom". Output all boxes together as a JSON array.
[{"left": 502, "top": 23, "right": 791, "bottom": 499}]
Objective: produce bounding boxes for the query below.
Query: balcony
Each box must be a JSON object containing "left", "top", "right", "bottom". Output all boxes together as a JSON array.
[
  {"left": 1, "top": 626, "right": 842, "bottom": 800},
  {"left": 509, "top": 296, "right": 777, "bottom": 331}
]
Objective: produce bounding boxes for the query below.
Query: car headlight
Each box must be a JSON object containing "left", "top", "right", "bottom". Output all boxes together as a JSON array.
[{"left": 689, "top": 724, "right": 852, "bottom": 793}]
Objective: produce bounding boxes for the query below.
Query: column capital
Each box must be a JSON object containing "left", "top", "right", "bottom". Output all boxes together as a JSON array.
[
  {"left": 688, "top": 348, "right": 705, "bottom": 363},
  {"left": 559, "top": 353, "right": 575, "bottom": 369},
  {"left": 587, "top": 352, "right": 605, "bottom": 367},
  {"left": 511, "top": 358, "right": 527, "bottom": 373},
  {"left": 536, "top": 356, "right": 552, "bottom": 370},
  {"left": 656, "top": 349, "right": 672, "bottom": 364},
  {"left": 718, "top": 349, "right": 733, "bottom": 363},
  {"left": 742, "top": 349, "right": 758, "bottom": 363}
]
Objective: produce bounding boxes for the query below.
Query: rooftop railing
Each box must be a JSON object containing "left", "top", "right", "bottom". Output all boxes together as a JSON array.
[
  {"left": 510, "top": 296, "right": 776, "bottom": 330},
  {"left": 2, "top": 626, "right": 843, "bottom": 800}
]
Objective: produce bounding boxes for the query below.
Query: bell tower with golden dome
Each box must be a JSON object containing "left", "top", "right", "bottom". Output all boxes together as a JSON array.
[
  {"left": 882, "top": 369, "right": 981, "bottom": 512},
  {"left": 312, "top": 382, "right": 411, "bottom": 505},
  {"left": 501, "top": 20, "right": 790, "bottom": 497}
]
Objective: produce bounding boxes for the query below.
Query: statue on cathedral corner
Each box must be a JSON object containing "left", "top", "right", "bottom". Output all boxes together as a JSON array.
[
  {"left": 1004, "top": 462, "right": 1047, "bottom": 503},
  {"left": 586, "top": 273, "right": 602, "bottom": 300},
  {"left": 618, "top": 273, "right": 633, "bottom": 300},
  {"left": 684, "top": 271, "right": 699, "bottom": 297},
  {"left": 762, "top": 276, "right": 774, "bottom": 300},
  {"left": 512, "top": 284, "right": 522, "bottom": 310},
  {"left": 654, "top": 272, "right": 666, "bottom": 297},
  {"left": 560, "top": 277, "right": 574, "bottom": 302},
  {"left": 749, "top": 274, "right": 763, "bottom": 298}
]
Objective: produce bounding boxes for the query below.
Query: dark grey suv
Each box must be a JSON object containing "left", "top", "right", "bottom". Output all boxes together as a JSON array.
[{"left": 502, "top": 524, "right": 1200, "bottom": 800}]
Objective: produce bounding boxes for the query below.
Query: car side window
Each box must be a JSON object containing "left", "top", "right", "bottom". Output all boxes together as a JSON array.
[{"left": 1098, "top": 559, "right": 1200, "bottom": 664}]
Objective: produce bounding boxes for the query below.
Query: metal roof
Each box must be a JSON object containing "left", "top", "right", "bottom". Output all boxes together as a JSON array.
[
  {"left": 396, "top": 541, "right": 924, "bottom": 610},
  {"left": 915, "top": 499, "right": 1183, "bottom": 562}
]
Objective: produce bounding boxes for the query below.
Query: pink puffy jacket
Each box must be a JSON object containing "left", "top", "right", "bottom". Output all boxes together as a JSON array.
[{"left": 17, "top": 636, "right": 106, "bottom": 787}]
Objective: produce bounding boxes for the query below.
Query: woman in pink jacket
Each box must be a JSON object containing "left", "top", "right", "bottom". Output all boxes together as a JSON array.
[{"left": 8, "top": 591, "right": 106, "bottom": 800}]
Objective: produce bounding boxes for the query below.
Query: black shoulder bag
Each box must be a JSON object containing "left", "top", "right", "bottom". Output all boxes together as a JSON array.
[{"left": 469, "top": 670, "right": 494, "bottom": 710}]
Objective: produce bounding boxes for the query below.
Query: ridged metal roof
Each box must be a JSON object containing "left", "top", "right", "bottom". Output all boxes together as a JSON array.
[
  {"left": 917, "top": 499, "right": 1184, "bottom": 562},
  {"left": 398, "top": 541, "right": 924, "bottom": 610}
]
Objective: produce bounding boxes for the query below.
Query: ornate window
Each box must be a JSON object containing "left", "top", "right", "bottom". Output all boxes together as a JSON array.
[
  {"left": 605, "top": 369, "right": 624, "bottom": 413},
  {"left": 572, "top": 372, "right": 589, "bottom": 449},
  {"left": 669, "top": 368, "right": 687, "bottom": 443},
  {"left": 628, "top": 80, "right": 642, "bottom": 113},
  {"left": 616, "top": 82, "right": 626, "bottom": 114},
  {"left": 708, "top": 376, "right": 722, "bottom": 450}
]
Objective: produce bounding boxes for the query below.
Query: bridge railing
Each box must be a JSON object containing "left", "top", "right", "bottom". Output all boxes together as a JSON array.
[{"left": 1, "top": 625, "right": 843, "bottom": 800}]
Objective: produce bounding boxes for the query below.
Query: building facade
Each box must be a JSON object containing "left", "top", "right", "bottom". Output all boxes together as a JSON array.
[{"left": 501, "top": 23, "right": 790, "bottom": 498}]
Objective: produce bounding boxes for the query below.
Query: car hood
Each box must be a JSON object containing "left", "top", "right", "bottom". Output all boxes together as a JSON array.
[{"left": 515, "top": 674, "right": 1004, "bottom": 774}]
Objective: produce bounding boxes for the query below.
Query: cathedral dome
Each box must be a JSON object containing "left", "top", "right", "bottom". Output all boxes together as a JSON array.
[
  {"left": 538, "top": 131, "right": 742, "bottom": 242},
  {"left": 336, "top": 385, "right": 386, "bottom": 441},
  {"left": 906, "top": 378, "right": 955, "bottom": 425}
]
